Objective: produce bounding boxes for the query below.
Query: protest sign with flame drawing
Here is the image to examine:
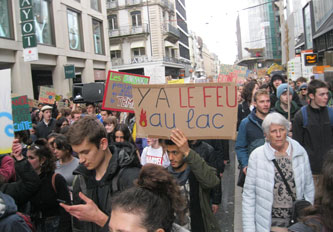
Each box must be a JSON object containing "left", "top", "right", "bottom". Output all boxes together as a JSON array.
[{"left": 133, "top": 82, "right": 238, "bottom": 140}]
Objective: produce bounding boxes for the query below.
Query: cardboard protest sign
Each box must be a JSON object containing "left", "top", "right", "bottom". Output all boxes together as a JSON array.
[
  {"left": 39, "top": 86, "right": 56, "bottom": 104},
  {"left": 12, "top": 95, "right": 32, "bottom": 132},
  {"left": 57, "top": 101, "right": 66, "bottom": 110},
  {"left": 28, "top": 98, "right": 39, "bottom": 108},
  {"left": 133, "top": 82, "right": 238, "bottom": 140},
  {"left": 0, "top": 69, "right": 14, "bottom": 154},
  {"left": 218, "top": 64, "right": 248, "bottom": 84},
  {"left": 102, "top": 71, "right": 150, "bottom": 113}
]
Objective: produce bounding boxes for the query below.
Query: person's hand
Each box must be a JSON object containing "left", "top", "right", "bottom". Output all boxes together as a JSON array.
[
  {"left": 60, "top": 192, "right": 108, "bottom": 227},
  {"left": 11, "top": 139, "right": 24, "bottom": 161},
  {"left": 170, "top": 129, "right": 190, "bottom": 157},
  {"left": 212, "top": 204, "right": 219, "bottom": 214},
  {"left": 243, "top": 166, "right": 247, "bottom": 175}
]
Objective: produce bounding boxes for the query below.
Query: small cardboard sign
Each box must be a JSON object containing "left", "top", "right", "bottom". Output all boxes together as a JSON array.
[
  {"left": 28, "top": 98, "right": 39, "bottom": 108},
  {"left": 39, "top": 86, "right": 56, "bottom": 104},
  {"left": 11, "top": 95, "right": 32, "bottom": 132},
  {"left": 133, "top": 82, "right": 238, "bottom": 140},
  {"left": 102, "top": 70, "right": 150, "bottom": 113}
]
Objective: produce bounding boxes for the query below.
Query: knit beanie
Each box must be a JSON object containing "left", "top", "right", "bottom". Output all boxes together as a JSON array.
[{"left": 277, "top": 83, "right": 294, "bottom": 99}]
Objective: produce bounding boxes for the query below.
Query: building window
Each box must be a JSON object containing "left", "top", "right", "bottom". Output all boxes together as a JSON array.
[
  {"left": 111, "top": 50, "right": 121, "bottom": 59},
  {"left": 108, "top": 15, "right": 118, "bottom": 30},
  {"left": 91, "top": 0, "right": 100, "bottom": 11},
  {"left": 67, "top": 9, "right": 82, "bottom": 51},
  {"left": 92, "top": 19, "right": 104, "bottom": 54},
  {"left": 0, "top": 0, "right": 12, "bottom": 39},
  {"left": 132, "top": 47, "right": 145, "bottom": 56},
  {"left": 131, "top": 11, "right": 142, "bottom": 27},
  {"left": 33, "top": 0, "right": 53, "bottom": 45}
]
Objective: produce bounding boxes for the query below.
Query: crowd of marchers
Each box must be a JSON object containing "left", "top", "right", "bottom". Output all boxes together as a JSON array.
[
  {"left": 0, "top": 73, "right": 333, "bottom": 232},
  {"left": 1, "top": 96, "right": 228, "bottom": 232},
  {"left": 236, "top": 73, "right": 333, "bottom": 232}
]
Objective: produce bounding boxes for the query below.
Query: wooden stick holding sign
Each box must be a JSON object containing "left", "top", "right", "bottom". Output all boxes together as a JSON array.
[{"left": 133, "top": 82, "right": 238, "bottom": 140}]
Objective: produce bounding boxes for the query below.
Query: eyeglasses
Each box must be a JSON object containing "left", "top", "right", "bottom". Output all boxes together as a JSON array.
[{"left": 300, "top": 88, "right": 307, "bottom": 91}]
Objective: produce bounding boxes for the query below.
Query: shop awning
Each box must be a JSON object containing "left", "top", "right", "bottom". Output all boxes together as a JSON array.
[
  {"left": 110, "top": 45, "right": 121, "bottom": 51},
  {"left": 130, "top": 41, "right": 145, "bottom": 48}
]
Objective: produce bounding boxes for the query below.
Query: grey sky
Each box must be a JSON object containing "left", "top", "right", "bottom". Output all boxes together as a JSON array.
[{"left": 186, "top": 1, "right": 242, "bottom": 65}]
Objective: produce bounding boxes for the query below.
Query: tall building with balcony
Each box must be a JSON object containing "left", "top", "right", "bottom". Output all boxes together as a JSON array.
[
  {"left": 107, "top": 0, "right": 184, "bottom": 83},
  {"left": 0, "top": 0, "right": 110, "bottom": 99},
  {"left": 236, "top": 0, "right": 282, "bottom": 70}
]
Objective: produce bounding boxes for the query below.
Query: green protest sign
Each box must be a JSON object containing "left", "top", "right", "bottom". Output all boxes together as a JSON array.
[
  {"left": 11, "top": 95, "right": 32, "bottom": 132},
  {"left": 102, "top": 70, "right": 150, "bottom": 113}
]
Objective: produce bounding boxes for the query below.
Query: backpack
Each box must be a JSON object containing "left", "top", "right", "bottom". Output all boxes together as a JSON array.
[{"left": 301, "top": 106, "right": 333, "bottom": 127}]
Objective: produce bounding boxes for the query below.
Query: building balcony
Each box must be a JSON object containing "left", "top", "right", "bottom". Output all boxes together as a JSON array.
[
  {"left": 126, "top": 0, "right": 143, "bottom": 6},
  {"left": 163, "top": 56, "right": 181, "bottom": 64},
  {"left": 106, "top": 0, "right": 118, "bottom": 9},
  {"left": 163, "top": 23, "right": 180, "bottom": 43},
  {"left": 109, "top": 24, "right": 149, "bottom": 38}
]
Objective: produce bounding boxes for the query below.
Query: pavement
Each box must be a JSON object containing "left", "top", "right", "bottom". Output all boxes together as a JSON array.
[{"left": 215, "top": 140, "right": 243, "bottom": 232}]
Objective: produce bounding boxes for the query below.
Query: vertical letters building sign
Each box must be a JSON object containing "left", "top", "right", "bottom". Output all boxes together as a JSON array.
[
  {"left": 102, "top": 71, "right": 150, "bottom": 113},
  {"left": 133, "top": 82, "right": 238, "bottom": 140},
  {"left": 20, "top": 0, "right": 36, "bottom": 48}
]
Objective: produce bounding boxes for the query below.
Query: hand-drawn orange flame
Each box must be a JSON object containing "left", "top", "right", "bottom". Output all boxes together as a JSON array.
[{"left": 139, "top": 109, "right": 147, "bottom": 127}]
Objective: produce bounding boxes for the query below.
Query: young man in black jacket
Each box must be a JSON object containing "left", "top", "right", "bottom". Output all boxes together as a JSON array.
[
  {"left": 61, "top": 116, "right": 140, "bottom": 232},
  {"left": 293, "top": 80, "right": 333, "bottom": 182}
]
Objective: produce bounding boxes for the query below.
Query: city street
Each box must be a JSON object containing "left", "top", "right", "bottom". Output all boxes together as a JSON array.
[{"left": 215, "top": 141, "right": 242, "bottom": 232}]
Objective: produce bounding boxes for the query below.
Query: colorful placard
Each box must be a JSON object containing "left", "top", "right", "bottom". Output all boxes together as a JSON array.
[
  {"left": 133, "top": 82, "right": 238, "bottom": 140},
  {"left": 39, "top": 86, "right": 56, "bottom": 104},
  {"left": 12, "top": 95, "right": 32, "bottom": 132},
  {"left": 218, "top": 64, "right": 248, "bottom": 83},
  {"left": 102, "top": 71, "right": 150, "bottom": 113}
]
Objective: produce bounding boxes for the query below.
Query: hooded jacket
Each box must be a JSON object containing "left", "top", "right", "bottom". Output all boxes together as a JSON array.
[
  {"left": 274, "top": 100, "right": 300, "bottom": 122},
  {"left": 0, "top": 192, "right": 31, "bottom": 232},
  {"left": 235, "top": 109, "right": 265, "bottom": 168},
  {"left": 72, "top": 142, "right": 141, "bottom": 232}
]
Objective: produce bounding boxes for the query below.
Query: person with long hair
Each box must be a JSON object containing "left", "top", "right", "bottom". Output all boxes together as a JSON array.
[
  {"left": 113, "top": 123, "right": 141, "bottom": 161},
  {"left": 53, "top": 134, "right": 79, "bottom": 189},
  {"left": 237, "top": 80, "right": 259, "bottom": 130},
  {"left": 103, "top": 116, "right": 117, "bottom": 145},
  {"left": 27, "top": 139, "right": 72, "bottom": 232},
  {"left": 289, "top": 150, "right": 333, "bottom": 232},
  {"left": 109, "top": 163, "right": 188, "bottom": 232},
  {"left": 54, "top": 117, "right": 70, "bottom": 133}
]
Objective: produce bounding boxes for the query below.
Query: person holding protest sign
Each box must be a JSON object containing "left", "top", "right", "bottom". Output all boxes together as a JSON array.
[
  {"left": 163, "top": 129, "right": 220, "bottom": 232},
  {"left": 27, "top": 139, "right": 72, "bottom": 232}
]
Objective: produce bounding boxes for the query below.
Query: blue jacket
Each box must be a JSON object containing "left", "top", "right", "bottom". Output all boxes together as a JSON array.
[
  {"left": 235, "top": 109, "right": 265, "bottom": 167},
  {"left": 0, "top": 192, "right": 31, "bottom": 232}
]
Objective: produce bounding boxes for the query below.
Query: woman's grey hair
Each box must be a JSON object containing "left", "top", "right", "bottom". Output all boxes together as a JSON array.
[{"left": 262, "top": 112, "right": 290, "bottom": 134}]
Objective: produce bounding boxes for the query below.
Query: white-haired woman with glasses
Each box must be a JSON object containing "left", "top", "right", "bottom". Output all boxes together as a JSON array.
[{"left": 242, "top": 112, "right": 314, "bottom": 232}]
